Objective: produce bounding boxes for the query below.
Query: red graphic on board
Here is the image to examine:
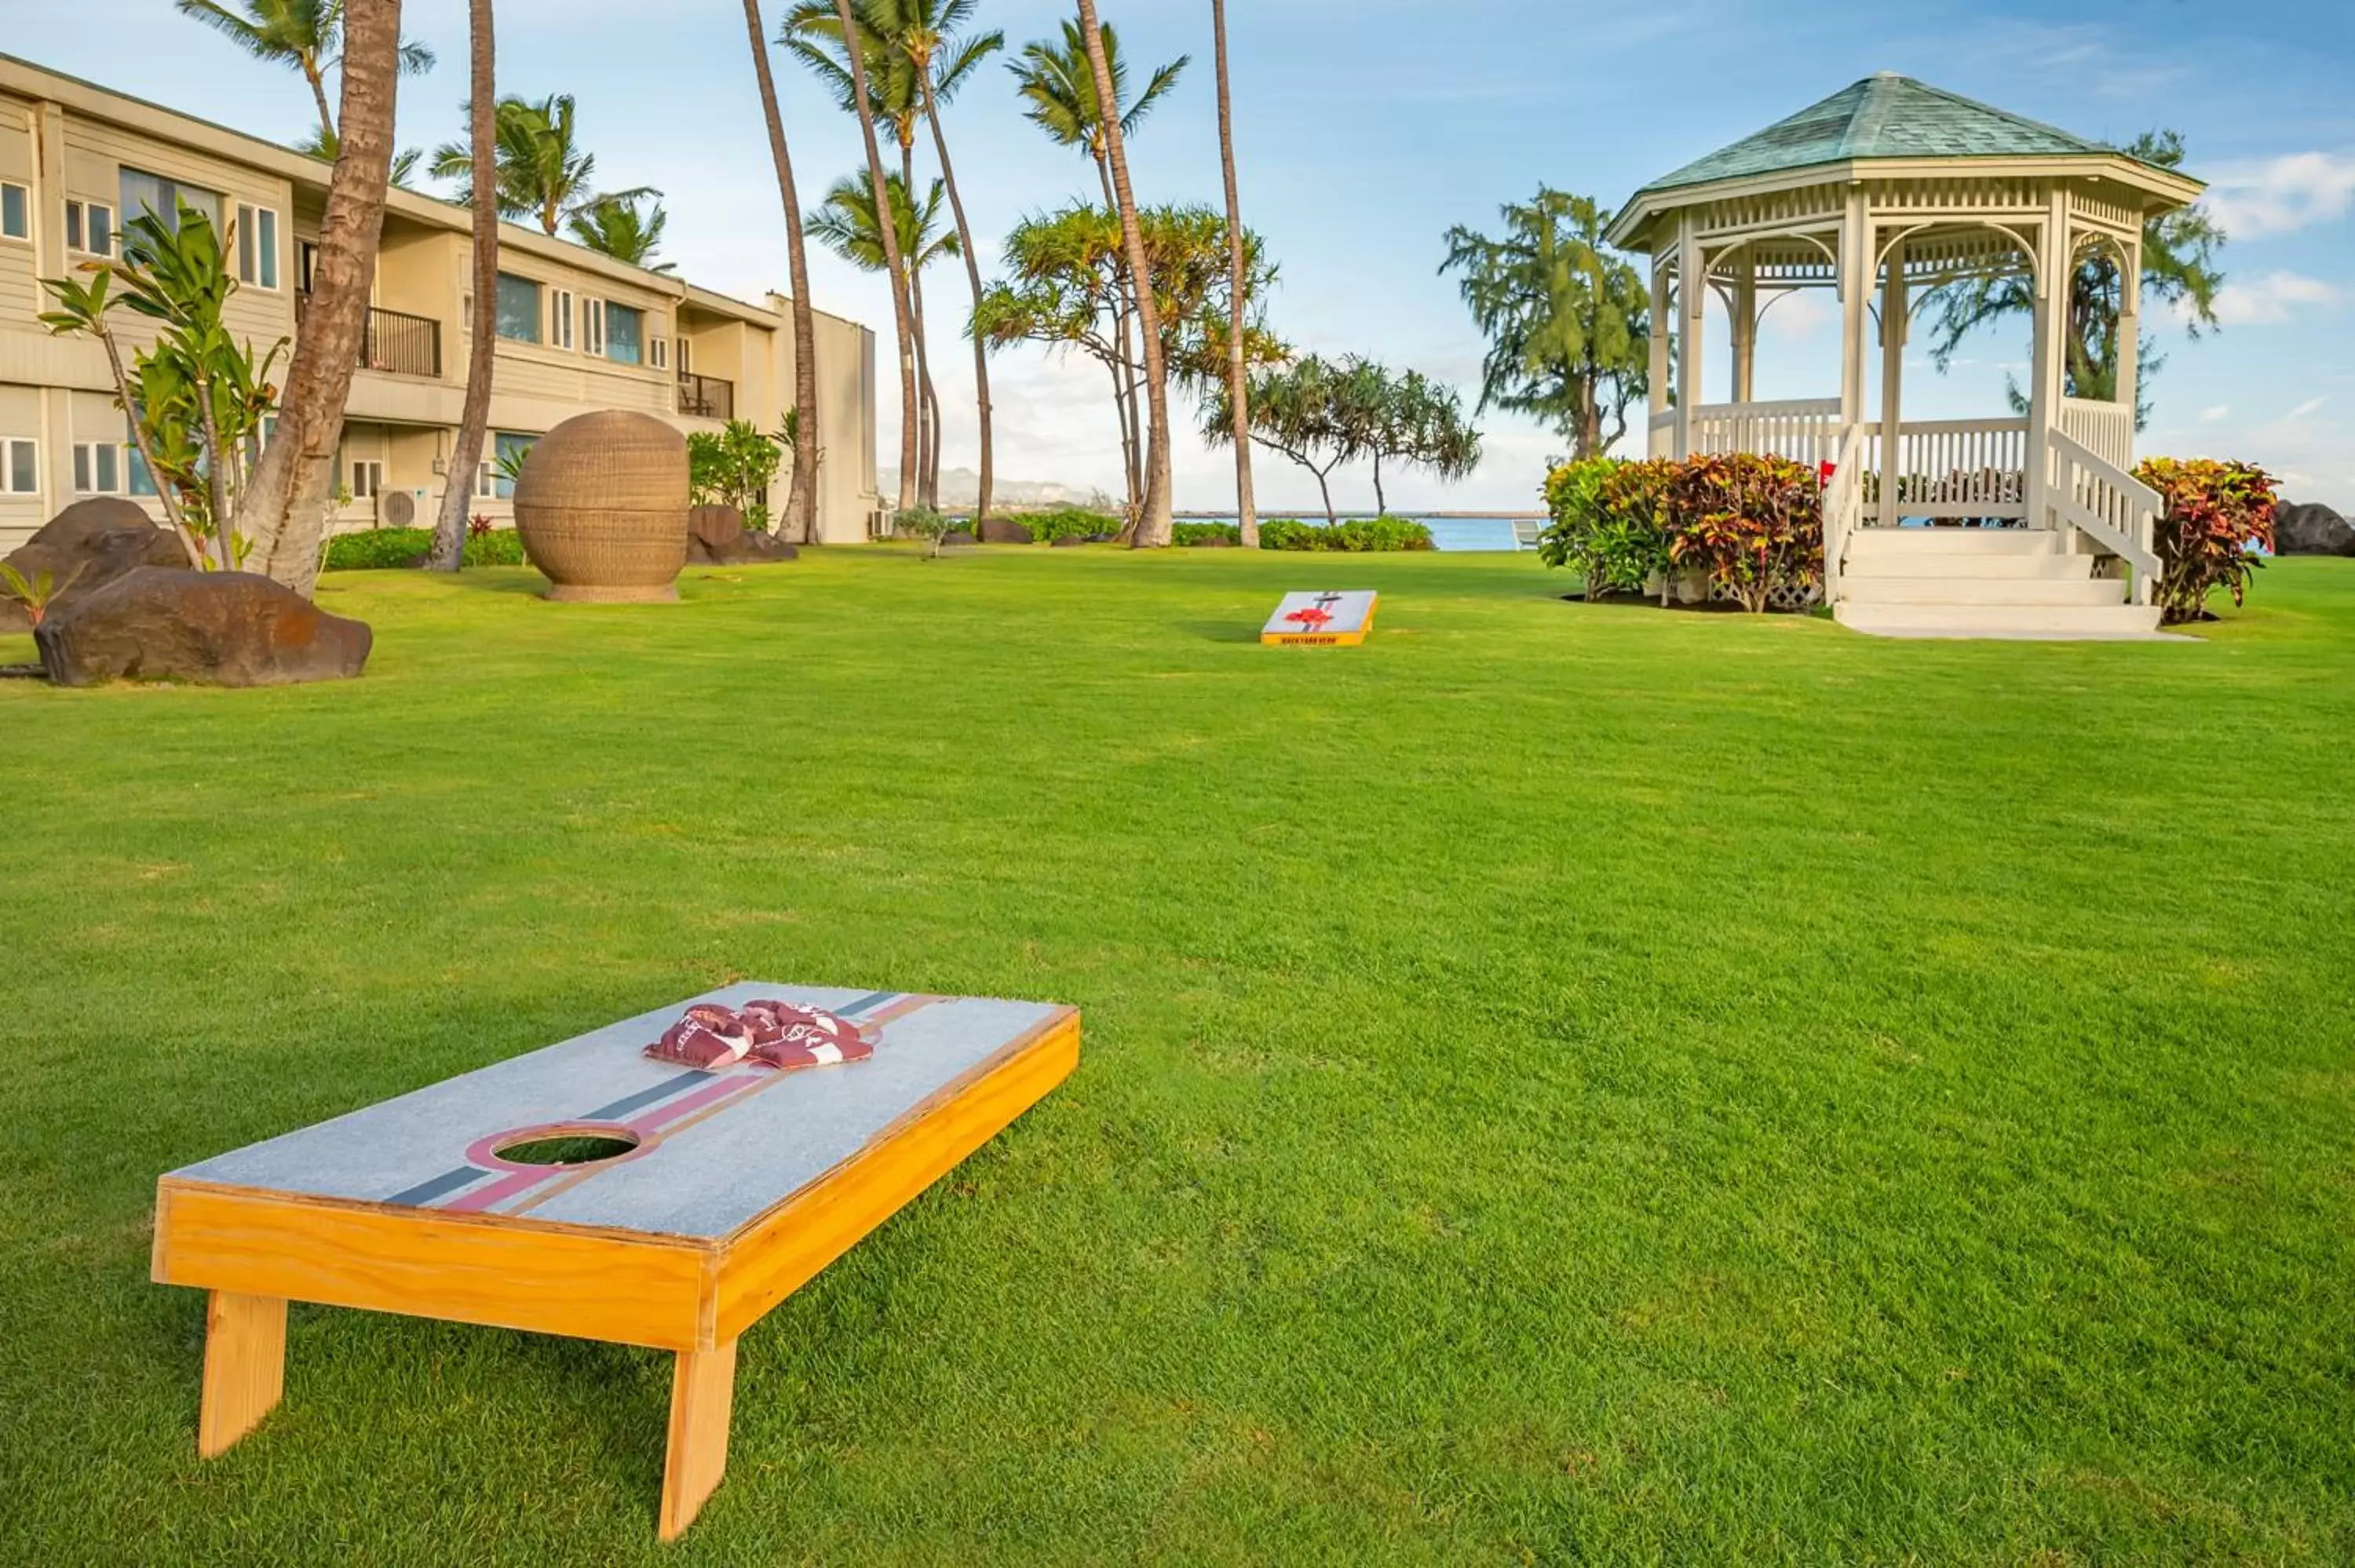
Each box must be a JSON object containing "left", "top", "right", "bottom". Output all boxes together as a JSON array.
[
  {"left": 1283, "top": 592, "right": 1346, "bottom": 632},
  {"left": 645, "top": 1001, "right": 877, "bottom": 1073}
]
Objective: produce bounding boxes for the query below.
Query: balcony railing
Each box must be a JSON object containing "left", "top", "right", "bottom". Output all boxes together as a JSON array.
[
  {"left": 295, "top": 294, "right": 443, "bottom": 379},
  {"left": 677, "top": 370, "right": 734, "bottom": 421}
]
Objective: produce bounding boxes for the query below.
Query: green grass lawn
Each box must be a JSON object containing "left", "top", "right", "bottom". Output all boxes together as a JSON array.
[{"left": 3, "top": 547, "right": 2351, "bottom": 1565}]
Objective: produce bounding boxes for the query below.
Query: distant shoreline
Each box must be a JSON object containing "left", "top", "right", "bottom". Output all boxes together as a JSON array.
[{"left": 1167, "top": 510, "right": 1547, "bottom": 520}]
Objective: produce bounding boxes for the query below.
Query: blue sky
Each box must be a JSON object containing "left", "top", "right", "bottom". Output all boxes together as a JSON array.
[{"left": 16, "top": 0, "right": 2355, "bottom": 512}]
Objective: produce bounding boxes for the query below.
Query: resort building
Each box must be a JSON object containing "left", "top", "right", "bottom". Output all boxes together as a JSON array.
[{"left": 0, "top": 53, "right": 882, "bottom": 551}]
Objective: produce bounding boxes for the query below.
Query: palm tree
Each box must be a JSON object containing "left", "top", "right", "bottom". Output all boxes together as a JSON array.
[
  {"left": 174, "top": 0, "right": 433, "bottom": 144},
  {"left": 742, "top": 0, "right": 823, "bottom": 543},
  {"left": 567, "top": 195, "right": 673, "bottom": 271},
  {"left": 428, "top": 95, "right": 656, "bottom": 238},
  {"left": 809, "top": 170, "right": 958, "bottom": 508},
  {"left": 428, "top": 0, "right": 497, "bottom": 573},
  {"left": 801, "top": 0, "right": 918, "bottom": 516},
  {"left": 1210, "top": 0, "right": 1255, "bottom": 547},
  {"left": 234, "top": 0, "right": 402, "bottom": 594},
  {"left": 1072, "top": 0, "right": 1171, "bottom": 545},
  {"left": 1009, "top": 16, "right": 1185, "bottom": 526},
  {"left": 292, "top": 123, "right": 422, "bottom": 185}
]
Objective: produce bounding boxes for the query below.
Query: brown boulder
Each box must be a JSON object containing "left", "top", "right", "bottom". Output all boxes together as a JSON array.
[
  {"left": 688, "top": 503, "right": 747, "bottom": 551},
  {"left": 1, "top": 498, "right": 186, "bottom": 633},
  {"left": 35, "top": 567, "right": 372, "bottom": 687},
  {"left": 688, "top": 531, "right": 800, "bottom": 565},
  {"left": 942, "top": 529, "right": 978, "bottom": 548},
  {"left": 977, "top": 516, "right": 1034, "bottom": 544},
  {"left": 2275, "top": 501, "right": 2355, "bottom": 556}
]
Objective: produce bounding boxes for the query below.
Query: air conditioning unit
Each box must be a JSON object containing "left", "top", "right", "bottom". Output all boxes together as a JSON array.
[{"left": 375, "top": 487, "right": 422, "bottom": 527}]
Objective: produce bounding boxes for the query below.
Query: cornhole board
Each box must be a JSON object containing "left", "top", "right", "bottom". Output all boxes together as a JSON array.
[
  {"left": 1262, "top": 589, "right": 1378, "bottom": 645},
  {"left": 151, "top": 983, "right": 1079, "bottom": 1541}
]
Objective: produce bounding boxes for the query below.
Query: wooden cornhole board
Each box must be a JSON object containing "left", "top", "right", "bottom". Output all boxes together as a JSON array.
[
  {"left": 1262, "top": 589, "right": 1378, "bottom": 645},
  {"left": 151, "top": 983, "right": 1079, "bottom": 1541}
]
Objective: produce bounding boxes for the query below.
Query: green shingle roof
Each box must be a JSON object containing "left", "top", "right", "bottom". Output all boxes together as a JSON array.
[{"left": 1638, "top": 73, "right": 2117, "bottom": 195}]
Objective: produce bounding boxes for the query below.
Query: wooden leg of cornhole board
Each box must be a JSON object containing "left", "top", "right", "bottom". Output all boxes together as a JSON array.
[
  {"left": 659, "top": 1338, "right": 739, "bottom": 1541},
  {"left": 198, "top": 1291, "right": 287, "bottom": 1458}
]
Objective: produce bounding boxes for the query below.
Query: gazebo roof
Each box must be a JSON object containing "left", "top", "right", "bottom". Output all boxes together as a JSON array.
[{"left": 1637, "top": 73, "right": 2121, "bottom": 195}]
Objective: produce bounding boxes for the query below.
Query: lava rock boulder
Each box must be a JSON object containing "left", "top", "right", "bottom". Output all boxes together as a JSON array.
[
  {"left": 2275, "top": 501, "right": 2355, "bottom": 556},
  {"left": 0, "top": 498, "right": 187, "bottom": 633},
  {"left": 36, "top": 567, "right": 373, "bottom": 687},
  {"left": 685, "top": 503, "right": 800, "bottom": 564},
  {"left": 977, "top": 516, "right": 1034, "bottom": 544}
]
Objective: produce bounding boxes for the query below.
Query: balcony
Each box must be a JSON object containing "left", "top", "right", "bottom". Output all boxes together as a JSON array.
[
  {"left": 677, "top": 370, "right": 734, "bottom": 421},
  {"left": 294, "top": 294, "right": 444, "bottom": 379}
]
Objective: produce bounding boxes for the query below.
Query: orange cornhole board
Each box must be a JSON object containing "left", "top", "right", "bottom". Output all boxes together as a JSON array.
[
  {"left": 1262, "top": 589, "right": 1378, "bottom": 645},
  {"left": 151, "top": 983, "right": 1079, "bottom": 1541}
]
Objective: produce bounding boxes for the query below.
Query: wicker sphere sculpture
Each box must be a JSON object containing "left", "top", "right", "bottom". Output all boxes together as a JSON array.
[{"left": 512, "top": 411, "right": 690, "bottom": 602}]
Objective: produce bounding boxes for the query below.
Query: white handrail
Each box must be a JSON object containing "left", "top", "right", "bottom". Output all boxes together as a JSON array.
[
  {"left": 1821, "top": 422, "right": 1865, "bottom": 606},
  {"left": 2046, "top": 429, "right": 2161, "bottom": 604}
]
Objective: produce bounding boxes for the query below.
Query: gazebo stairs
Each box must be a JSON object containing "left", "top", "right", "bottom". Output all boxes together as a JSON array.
[{"left": 1834, "top": 530, "right": 2164, "bottom": 639}]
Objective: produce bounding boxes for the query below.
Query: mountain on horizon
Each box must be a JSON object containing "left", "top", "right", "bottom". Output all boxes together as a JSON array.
[{"left": 877, "top": 468, "right": 1111, "bottom": 510}]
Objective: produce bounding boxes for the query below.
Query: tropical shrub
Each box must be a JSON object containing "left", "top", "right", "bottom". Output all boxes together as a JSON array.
[
  {"left": 1539, "top": 456, "right": 1676, "bottom": 596},
  {"left": 323, "top": 527, "right": 527, "bottom": 571},
  {"left": 1171, "top": 521, "right": 1240, "bottom": 546},
  {"left": 2133, "top": 457, "right": 2277, "bottom": 623},
  {"left": 1663, "top": 453, "right": 1823, "bottom": 612},
  {"left": 686, "top": 420, "right": 783, "bottom": 516},
  {"left": 1020, "top": 506, "right": 1122, "bottom": 543},
  {"left": 1259, "top": 517, "right": 1435, "bottom": 552},
  {"left": 891, "top": 507, "right": 954, "bottom": 558}
]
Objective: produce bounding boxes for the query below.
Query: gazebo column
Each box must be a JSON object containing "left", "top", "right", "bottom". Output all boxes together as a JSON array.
[
  {"left": 2116, "top": 232, "right": 2143, "bottom": 454},
  {"left": 1648, "top": 257, "right": 1670, "bottom": 457},
  {"left": 2024, "top": 191, "right": 2068, "bottom": 545},
  {"left": 1675, "top": 212, "right": 1703, "bottom": 458},
  {"left": 1730, "top": 250, "right": 1758, "bottom": 404},
  {"left": 1838, "top": 190, "right": 1871, "bottom": 488},
  {"left": 1878, "top": 239, "right": 1906, "bottom": 527}
]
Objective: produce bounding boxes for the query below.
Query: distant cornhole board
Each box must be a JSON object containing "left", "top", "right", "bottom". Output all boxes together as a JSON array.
[{"left": 1262, "top": 590, "right": 1378, "bottom": 646}]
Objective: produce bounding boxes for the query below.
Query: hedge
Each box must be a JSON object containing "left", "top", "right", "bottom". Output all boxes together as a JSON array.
[
  {"left": 1259, "top": 516, "right": 1435, "bottom": 552},
  {"left": 322, "top": 527, "right": 529, "bottom": 571}
]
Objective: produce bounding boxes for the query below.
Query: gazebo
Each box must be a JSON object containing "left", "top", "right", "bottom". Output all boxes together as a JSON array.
[{"left": 1605, "top": 75, "right": 2205, "bottom": 636}]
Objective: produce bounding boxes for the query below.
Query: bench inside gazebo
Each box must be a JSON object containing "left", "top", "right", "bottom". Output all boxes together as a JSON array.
[{"left": 1606, "top": 74, "right": 2204, "bottom": 638}]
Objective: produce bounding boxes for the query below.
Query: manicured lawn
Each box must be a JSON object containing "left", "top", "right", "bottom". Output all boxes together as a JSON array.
[{"left": 2, "top": 547, "right": 2350, "bottom": 1564}]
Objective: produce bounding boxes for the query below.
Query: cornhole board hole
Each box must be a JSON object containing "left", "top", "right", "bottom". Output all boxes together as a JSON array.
[
  {"left": 151, "top": 983, "right": 1079, "bottom": 1541},
  {"left": 1262, "top": 589, "right": 1378, "bottom": 646}
]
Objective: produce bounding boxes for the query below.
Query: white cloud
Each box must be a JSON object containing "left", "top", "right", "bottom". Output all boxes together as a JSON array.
[
  {"left": 2200, "top": 405, "right": 2230, "bottom": 421},
  {"left": 2200, "top": 151, "right": 2355, "bottom": 238},
  {"left": 2287, "top": 396, "right": 2328, "bottom": 420},
  {"left": 2203, "top": 271, "right": 2342, "bottom": 326}
]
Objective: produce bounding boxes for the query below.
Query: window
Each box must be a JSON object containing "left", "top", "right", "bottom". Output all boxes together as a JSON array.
[
  {"left": 565, "top": 291, "right": 588, "bottom": 354},
  {"left": 676, "top": 336, "right": 692, "bottom": 374},
  {"left": 73, "top": 442, "right": 124, "bottom": 494},
  {"left": 492, "top": 432, "right": 535, "bottom": 499},
  {"left": 65, "top": 199, "right": 115, "bottom": 257},
  {"left": 474, "top": 460, "right": 496, "bottom": 498},
  {"left": 119, "top": 167, "right": 223, "bottom": 235},
  {"left": 3, "top": 439, "right": 37, "bottom": 494},
  {"left": 495, "top": 273, "right": 542, "bottom": 342},
  {"left": 0, "top": 182, "right": 26, "bottom": 240},
  {"left": 604, "top": 302, "right": 642, "bottom": 366},
  {"left": 649, "top": 334, "right": 667, "bottom": 371},
  {"left": 351, "top": 460, "right": 382, "bottom": 500},
  {"left": 235, "top": 204, "right": 279, "bottom": 289}
]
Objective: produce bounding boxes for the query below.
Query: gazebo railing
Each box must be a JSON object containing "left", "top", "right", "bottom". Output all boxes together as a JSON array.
[
  {"left": 1862, "top": 417, "right": 2030, "bottom": 520},
  {"left": 1686, "top": 398, "right": 1843, "bottom": 466},
  {"left": 2047, "top": 430, "right": 2161, "bottom": 605},
  {"left": 2058, "top": 398, "right": 2134, "bottom": 471}
]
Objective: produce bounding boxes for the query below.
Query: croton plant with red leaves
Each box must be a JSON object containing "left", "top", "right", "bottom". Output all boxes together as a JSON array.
[
  {"left": 2133, "top": 458, "right": 2278, "bottom": 624},
  {"left": 1664, "top": 453, "right": 1824, "bottom": 613}
]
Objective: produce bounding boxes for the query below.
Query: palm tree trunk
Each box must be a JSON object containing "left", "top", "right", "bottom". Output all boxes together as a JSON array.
[
  {"left": 1211, "top": 0, "right": 1257, "bottom": 549},
  {"left": 1092, "top": 153, "right": 1145, "bottom": 526},
  {"left": 1078, "top": 0, "right": 1171, "bottom": 548},
  {"left": 430, "top": 0, "right": 498, "bottom": 573},
  {"left": 911, "top": 257, "right": 940, "bottom": 510},
  {"left": 239, "top": 0, "right": 401, "bottom": 596},
  {"left": 302, "top": 58, "right": 336, "bottom": 144},
  {"left": 743, "top": 0, "right": 821, "bottom": 543},
  {"left": 834, "top": 0, "right": 916, "bottom": 516},
  {"left": 921, "top": 83, "right": 991, "bottom": 527}
]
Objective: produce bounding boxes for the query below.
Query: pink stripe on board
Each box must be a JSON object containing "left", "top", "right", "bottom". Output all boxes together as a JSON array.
[{"left": 443, "top": 1166, "right": 558, "bottom": 1213}]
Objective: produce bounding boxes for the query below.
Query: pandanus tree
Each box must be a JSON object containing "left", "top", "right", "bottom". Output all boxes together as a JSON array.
[
  {"left": 175, "top": 0, "right": 433, "bottom": 178},
  {"left": 1010, "top": 15, "right": 1185, "bottom": 527},
  {"left": 1441, "top": 187, "right": 1649, "bottom": 461},
  {"left": 428, "top": 0, "right": 497, "bottom": 574},
  {"left": 742, "top": 0, "right": 823, "bottom": 542},
  {"left": 428, "top": 94, "right": 657, "bottom": 239},
  {"left": 809, "top": 170, "right": 959, "bottom": 509}
]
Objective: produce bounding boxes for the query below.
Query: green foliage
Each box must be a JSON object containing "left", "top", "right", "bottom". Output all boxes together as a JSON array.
[
  {"left": 1007, "top": 16, "right": 1186, "bottom": 162},
  {"left": 323, "top": 527, "right": 527, "bottom": 571},
  {"left": 1171, "top": 521, "right": 1240, "bottom": 546},
  {"left": 1539, "top": 455, "right": 1678, "bottom": 596},
  {"left": 428, "top": 94, "right": 657, "bottom": 237},
  {"left": 1441, "top": 188, "right": 1650, "bottom": 458},
  {"left": 1258, "top": 517, "right": 1435, "bottom": 552},
  {"left": 891, "top": 505, "right": 955, "bottom": 557},
  {"left": 1020, "top": 505, "right": 1120, "bottom": 543},
  {"left": 686, "top": 420, "right": 784, "bottom": 516},
  {"left": 809, "top": 167, "right": 958, "bottom": 279},
  {"left": 1202, "top": 356, "right": 1473, "bottom": 522},
  {"left": 1, "top": 560, "right": 87, "bottom": 628},
  {"left": 2134, "top": 456, "right": 2278, "bottom": 623},
  {"left": 566, "top": 194, "right": 671, "bottom": 272},
  {"left": 1665, "top": 453, "right": 1824, "bottom": 613}
]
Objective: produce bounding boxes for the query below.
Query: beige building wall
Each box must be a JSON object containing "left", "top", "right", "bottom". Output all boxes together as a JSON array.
[{"left": 0, "top": 52, "right": 882, "bottom": 551}]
